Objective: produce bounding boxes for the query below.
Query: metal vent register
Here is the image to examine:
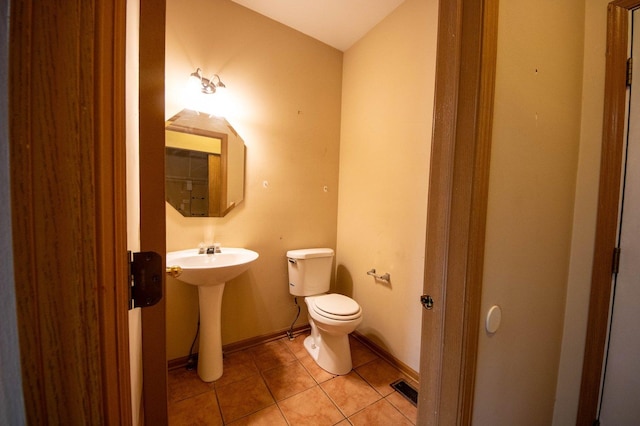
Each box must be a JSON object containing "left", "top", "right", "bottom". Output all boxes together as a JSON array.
[{"left": 390, "top": 379, "right": 418, "bottom": 406}]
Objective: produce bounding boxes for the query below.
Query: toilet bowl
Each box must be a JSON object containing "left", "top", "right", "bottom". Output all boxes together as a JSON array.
[
  {"left": 303, "top": 293, "right": 363, "bottom": 375},
  {"left": 286, "top": 248, "right": 363, "bottom": 375}
]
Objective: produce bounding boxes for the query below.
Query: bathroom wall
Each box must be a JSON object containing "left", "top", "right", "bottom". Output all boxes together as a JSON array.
[
  {"left": 472, "top": 0, "right": 585, "bottom": 424},
  {"left": 164, "top": 0, "right": 343, "bottom": 359},
  {"left": 336, "top": 0, "right": 438, "bottom": 372},
  {"left": 552, "top": 0, "right": 610, "bottom": 424}
]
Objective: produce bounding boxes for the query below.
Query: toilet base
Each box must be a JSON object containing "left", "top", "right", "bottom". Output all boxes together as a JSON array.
[{"left": 303, "top": 332, "right": 353, "bottom": 375}]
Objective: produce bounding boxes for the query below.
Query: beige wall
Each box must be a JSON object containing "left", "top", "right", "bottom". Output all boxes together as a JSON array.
[
  {"left": 473, "top": 0, "right": 586, "bottom": 424},
  {"left": 553, "top": 1, "right": 610, "bottom": 424},
  {"left": 336, "top": 0, "right": 438, "bottom": 372},
  {"left": 164, "top": 0, "right": 437, "bottom": 373},
  {"left": 164, "top": 0, "right": 343, "bottom": 360}
]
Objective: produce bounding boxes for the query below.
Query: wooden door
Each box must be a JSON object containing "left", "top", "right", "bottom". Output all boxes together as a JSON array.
[
  {"left": 10, "top": 0, "right": 169, "bottom": 423},
  {"left": 9, "top": 0, "right": 131, "bottom": 423}
]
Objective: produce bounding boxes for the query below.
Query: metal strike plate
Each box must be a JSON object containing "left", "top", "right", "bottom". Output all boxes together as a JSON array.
[
  {"left": 130, "top": 251, "right": 163, "bottom": 309},
  {"left": 420, "top": 295, "right": 434, "bottom": 310}
]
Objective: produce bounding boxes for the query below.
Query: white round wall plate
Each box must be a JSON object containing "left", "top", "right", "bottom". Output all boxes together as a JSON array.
[{"left": 485, "top": 305, "right": 502, "bottom": 334}]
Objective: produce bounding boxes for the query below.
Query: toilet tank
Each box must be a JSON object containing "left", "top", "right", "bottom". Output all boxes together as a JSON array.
[{"left": 286, "top": 248, "right": 334, "bottom": 296}]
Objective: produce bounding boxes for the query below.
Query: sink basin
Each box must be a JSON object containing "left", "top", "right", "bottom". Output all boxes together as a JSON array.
[
  {"left": 166, "top": 247, "right": 259, "bottom": 382},
  {"left": 166, "top": 248, "right": 259, "bottom": 286}
]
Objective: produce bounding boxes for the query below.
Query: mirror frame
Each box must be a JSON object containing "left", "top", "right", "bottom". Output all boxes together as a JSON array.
[{"left": 165, "top": 109, "right": 244, "bottom": 217}]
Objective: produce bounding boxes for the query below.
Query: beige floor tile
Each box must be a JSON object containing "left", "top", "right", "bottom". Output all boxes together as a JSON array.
[
  {"left": 281, "top": 333, "right": 309, "bottom": 359},
  {"left": 168, "top": 367, "right": 215, "bottom": 403},
  {"left": 349, "top": 336, "right": 379, "bottom": 368},
  {"left": 278, "top": 386, "right": 345, "bottom": 425},
  {"left": 349, "top": 398, "right": 413, "bottom": 426},
  {"left": 216, "top": 374, "right": 275, "bottom": 423},
  {"left": 356, "top": 358, "right": 411, "bottom": 396},
  {"left": 262, "top": 360, "right": 317, "bottom": 401},
  {"left": 249, "top": 340, "right": 296, "bottom": 371},
  {"left": 386, "top": 391, "right": 418, "bottom": 424},
  {"left": 214, "top": 350, "right": 259, "bottom": 388},
  {"left": 168, "top": 336, "right": 421, "bottom": 425},
  {"left": 227, "top": 404, "right": 288, "bottom": 426},
  {"left": 320, "top": 372, "right": 381, "bottom": 417},
  {"left": 299, "top": 352, "right": 338, "bottom": 383},
  {"left": 168, "top": 390, "right": 222, "bottom": 426}
]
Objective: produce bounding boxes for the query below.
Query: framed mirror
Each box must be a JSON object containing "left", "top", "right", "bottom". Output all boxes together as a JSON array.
[{"left": 165, "top": 109, "right": 245, "bottom": 217}]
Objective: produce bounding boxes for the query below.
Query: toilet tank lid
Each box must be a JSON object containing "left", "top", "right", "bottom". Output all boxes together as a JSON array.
[{"left": 286, "top": 248, "right": 334, "bottom": 259}]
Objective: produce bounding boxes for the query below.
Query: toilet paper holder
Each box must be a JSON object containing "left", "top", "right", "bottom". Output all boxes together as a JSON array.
[{"left": 367, "top": 268, "right": 390, "bottom": 283}]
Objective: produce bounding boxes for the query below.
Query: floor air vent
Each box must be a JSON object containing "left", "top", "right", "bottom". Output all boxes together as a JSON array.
[{"left": 390, "top": 379, "right": 418, "bottom": 406}]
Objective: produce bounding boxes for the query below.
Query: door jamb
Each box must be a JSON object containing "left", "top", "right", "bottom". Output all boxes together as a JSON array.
[
  {"left": 138, "top": 0, "right": 168, "bottom": 424},
  {"left": 417, "top": 0, "right": 499, "bottom": 424},
  {"left": 577, "top": 1, "right": 640, "bottom": 424}
]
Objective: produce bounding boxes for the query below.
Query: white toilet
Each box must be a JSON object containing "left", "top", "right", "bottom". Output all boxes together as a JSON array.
[{"left": 287, "top": 248, "right": 363, "bottom": 375}]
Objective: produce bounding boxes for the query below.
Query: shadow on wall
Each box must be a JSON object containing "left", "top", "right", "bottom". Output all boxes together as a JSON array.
[
  {"left": 336, "top": 264, "right": 394, "bottom": 357},
  {"left": 335, "top": 264, "right": 354, "bottom": 297}
]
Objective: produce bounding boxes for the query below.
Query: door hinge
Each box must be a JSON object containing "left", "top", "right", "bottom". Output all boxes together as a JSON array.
[
  {"left": 129, "top": 251, "right": 163, "bottom": 310},
  {"left": 627, "top": 57, "right": 633, "bottom": 86},
  {"left": 612, "top": 247, "right": 621, "bottom": 275}
]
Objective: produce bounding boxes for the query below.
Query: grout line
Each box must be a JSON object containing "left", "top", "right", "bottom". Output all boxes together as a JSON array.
[{"left": 170, "top": 331, "right": 417, "bottom": 425}]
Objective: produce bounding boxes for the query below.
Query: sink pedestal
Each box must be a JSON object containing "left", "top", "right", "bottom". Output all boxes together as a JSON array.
[
  {"left": 165, "top": 248, "right": 259, "bottom": 383},
  {"left": 196, "top": 283, "right": 225, "bottom": 382}
]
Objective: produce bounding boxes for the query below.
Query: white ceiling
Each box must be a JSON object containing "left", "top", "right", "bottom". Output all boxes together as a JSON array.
[{"left": 231, "top": 0, "right": 406, "bottom": 51}]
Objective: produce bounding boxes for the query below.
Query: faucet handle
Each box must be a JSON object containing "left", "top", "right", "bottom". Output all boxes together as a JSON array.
[{"left": 204, "top": 243, "right": 222, "bottom": 254}]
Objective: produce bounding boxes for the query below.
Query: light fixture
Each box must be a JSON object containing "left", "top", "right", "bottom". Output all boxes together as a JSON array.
[{"left": 189, "top": 68, "right": 226, "bottom": 94}]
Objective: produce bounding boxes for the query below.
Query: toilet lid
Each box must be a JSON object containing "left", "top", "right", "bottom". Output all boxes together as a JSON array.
[{"left": 313, "top": 294, "right": 361, "bottom": 317}]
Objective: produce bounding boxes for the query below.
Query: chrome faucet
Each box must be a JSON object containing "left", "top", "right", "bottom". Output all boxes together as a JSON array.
[{"left": 206, "top": 243, "right": 222, "bottom": 254}]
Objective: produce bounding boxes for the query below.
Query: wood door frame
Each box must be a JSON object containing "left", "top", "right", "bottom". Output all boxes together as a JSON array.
[
  {"left": 417, "top": 0, "right": 499, "bottom": 423},
  {"left": 9, "top": 0, "right": 131, "bottom": 423},
  {"left": 138, "top": 0, "right": 168, "bottom": 423},
  {"left": 577, "top": 1, "right": 640, "bottom": 424}
]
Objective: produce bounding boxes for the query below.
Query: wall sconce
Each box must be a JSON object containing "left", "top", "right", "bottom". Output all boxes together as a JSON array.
[{"left": 189, "top": 68, "right": 226, "bottom": 94}]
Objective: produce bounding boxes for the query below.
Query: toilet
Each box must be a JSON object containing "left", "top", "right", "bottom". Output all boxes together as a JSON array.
[{"left": 287, "top": 248, "right": 363, "bottom": 375}]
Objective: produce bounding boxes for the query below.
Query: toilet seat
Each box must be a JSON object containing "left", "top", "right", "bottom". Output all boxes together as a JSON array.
[{"left": 311, "top": 294, "right": 362, "bottom": 321}]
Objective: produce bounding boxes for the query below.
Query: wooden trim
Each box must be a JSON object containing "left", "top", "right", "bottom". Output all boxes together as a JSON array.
[
  {"left": 10, "top": 0, "right": 130, "bottom": 423},
  {"left": 459, "top": 1, "right": 499, "bottom": 423},
  {"left": 418, "top": 0, "right": 499, "bottom": 424},
  {"left": 139, "top": 0, "right": 168, "bottom": 424},
  {"left": 220, "top": 135, "right": 229, "bottom": 213},
  {"left": 577, "top": 2, "right": 639, "bottom": 424},
  {"left": 167, "top": 327, "right": 420, "bottom": 385},
  {"left": 95, "top": 1, "right": 132, "bottom": 423},
  {"left": 351, "top": 332, "right": 419, "bottom": 383}
]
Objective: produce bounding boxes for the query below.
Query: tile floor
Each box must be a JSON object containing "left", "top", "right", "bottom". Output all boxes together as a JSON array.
[{"left": 168, "top": 333, "right": 418, "bottom": 425}]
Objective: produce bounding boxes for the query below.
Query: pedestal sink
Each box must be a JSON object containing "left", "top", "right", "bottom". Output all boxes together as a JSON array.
[{"left": 166, "top": 247, "right": 259, "bottom": 382}]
